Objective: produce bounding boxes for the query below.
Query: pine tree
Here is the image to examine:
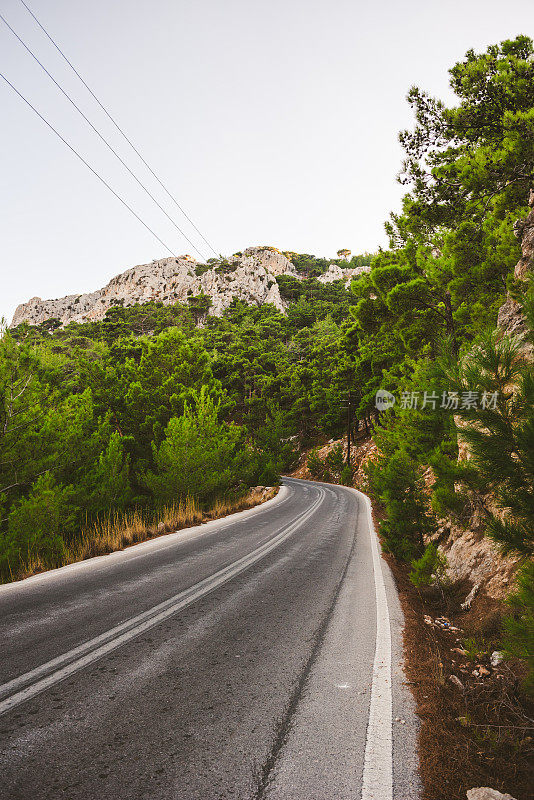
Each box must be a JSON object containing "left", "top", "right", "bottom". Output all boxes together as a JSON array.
[{"left": 444, "top": 284, "right": 534, "bottom": 689}]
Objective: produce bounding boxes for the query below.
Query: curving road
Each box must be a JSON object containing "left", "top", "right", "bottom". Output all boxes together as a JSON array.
[{"left": 0, "top": 477, "right": 420, "bottom": 799}]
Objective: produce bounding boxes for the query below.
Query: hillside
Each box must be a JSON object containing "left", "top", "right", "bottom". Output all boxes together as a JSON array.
[
  {"left": 10, "top": 246, "right": 370, "bottom": 327},
  {"left": 1, "top": 34, "right": 533, "bottom": 800}
]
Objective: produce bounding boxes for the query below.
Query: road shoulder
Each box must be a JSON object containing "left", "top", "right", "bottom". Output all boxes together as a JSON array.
[{"left": 264, "top": 481, "right": 422, "bottom": 799}]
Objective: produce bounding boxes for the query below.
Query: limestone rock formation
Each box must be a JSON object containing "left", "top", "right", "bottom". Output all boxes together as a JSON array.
[
  {"left": 437, "top": 518, "right": 520, "bottom": 600},
  {"left": 11, "top": 245, "right": 370, "bottom": 328},
  {"left": 317, "top": 263, "right": 370, "bottom": 285},
  {"left": 238, "top": 246, "right": 297, "bottom": 277},
  {"left": 11, "top": 245, "right": 369, "bottom": 328},
  {"left": 10, "top": 247, "right": 305, "bottom": 327}
]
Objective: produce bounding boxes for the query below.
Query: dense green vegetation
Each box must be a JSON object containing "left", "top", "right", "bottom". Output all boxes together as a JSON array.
[
  {"left": 1, "top": 36, "right": 533, "bottom": 687},
  {"left": 1, "top": 274, "right": 371, "bottom": 579},
  {"left": 359, "top": 35, "right": 534, "bottom": 687},
  {"left": 282, "top": 250, "right": 373, "bottom": 278}
]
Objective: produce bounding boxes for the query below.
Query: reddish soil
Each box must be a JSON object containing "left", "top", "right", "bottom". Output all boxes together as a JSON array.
[{"left": 385, "top": 549, "right": 534, "bottom": 800}]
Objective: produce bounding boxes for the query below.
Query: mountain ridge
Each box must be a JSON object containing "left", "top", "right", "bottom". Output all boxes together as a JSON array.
[{"left": 10, "top": 246, "right": 369, "bottom": 328}]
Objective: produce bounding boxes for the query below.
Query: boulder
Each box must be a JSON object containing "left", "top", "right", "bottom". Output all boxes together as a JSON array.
[{"left": 466, "top": 789, "right": 517, "bottom": 800}]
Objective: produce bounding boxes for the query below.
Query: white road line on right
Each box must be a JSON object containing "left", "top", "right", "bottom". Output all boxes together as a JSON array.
[{"left": 358, "top": 489, "right": 393, "bottom": 800}]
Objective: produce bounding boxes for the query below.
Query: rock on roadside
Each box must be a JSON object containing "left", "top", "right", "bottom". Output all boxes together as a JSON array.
[{"left": 467, "top": 788, "right": 518, "bottom": 800}]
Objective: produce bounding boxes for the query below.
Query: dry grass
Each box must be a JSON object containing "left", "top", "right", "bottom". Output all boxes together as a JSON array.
[
  {"left": 9, "top": 550, "right": 48, "bottom": 582},
  {"left": 13, "top": 486, "right": 278, "bottom": 582},
  {"left": 70, "top": 498, "right": 203, "bottom": 561}
]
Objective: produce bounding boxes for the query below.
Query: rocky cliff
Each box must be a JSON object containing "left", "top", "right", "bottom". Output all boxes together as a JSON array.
[
  {"left": 439, "top": 195, "right": 534, "bottom": 599},
  {"left": 497, "top": 189, "right": 534, "bottom": 343},
  {"left": 11, "top": 247, "right": 368, "bottom": 328},
  {"left": 316, "top": 262, "right": 369, "bottom": 285}
]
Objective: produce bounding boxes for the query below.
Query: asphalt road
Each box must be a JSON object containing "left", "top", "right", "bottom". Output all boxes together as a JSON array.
[{"left": 0, "top": 477, "right": 421, "bottom": 800}]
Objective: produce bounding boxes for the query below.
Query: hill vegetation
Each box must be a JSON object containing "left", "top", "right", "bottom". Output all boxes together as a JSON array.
[
  {"left": 1, "top": 275, "right": 367, "bottom": 580},
  {"left": 1, "top": 38, "right": 533, "bottom": 701}
]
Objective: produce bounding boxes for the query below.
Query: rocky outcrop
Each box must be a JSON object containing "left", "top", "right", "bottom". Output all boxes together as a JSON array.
[
  {"left": 317, "top": 263, "right": 371, "bottom": 285},
  {"left": 238, "top": 246, "right": 297, "bottom": 277},
  {"left": 198, "top": 249, "right": 295, "bottom": 316},
  {"left": 511, "top": 189, "right": 534, "bottom": 281},
  {"left": 356, "top": 435, "right": 519, "bottom": 599},
  {"left": 420, "top": 454, "right": 520, "bottom": 599},
  {"left": 11, "top": 256, "right": 202, "bottom": 327},
  {"left": 11, "top": 246, "right": 365, "bottom": 328},
  {"left": 444, "top": 191, "right": 534, "bottom": 598},
  {"left": 10, "top": 248, "right": 288, "bottom": 327},
  {"left": 436, "top": 519, "right": 520, "bottom": 600},
  {"left": 497, "top": 189, "right": 534, "bottom": 340}
]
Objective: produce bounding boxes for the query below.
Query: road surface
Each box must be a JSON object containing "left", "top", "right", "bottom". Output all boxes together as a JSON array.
[{"left": 0, "top": 477, "right": 420, "bottom": 799}]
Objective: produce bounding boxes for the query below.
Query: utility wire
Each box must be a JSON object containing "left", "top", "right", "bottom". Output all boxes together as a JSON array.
[
  {"left": 17, "top": 0, "right": 219, "bottom": 259},
  {"left": 0, "top": 71, "right": 177, "bottom": 257},
  {"left": 0, "top": 11, "right": 207, "bottom": 261}
]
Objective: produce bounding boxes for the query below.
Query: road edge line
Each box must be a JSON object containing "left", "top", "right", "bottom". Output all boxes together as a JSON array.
[
  {"left": 353, "top": 489, "right": 393, "bottom": 800},
  {"left": 0, "top": 487, "right": 324, "bottom": 716}
]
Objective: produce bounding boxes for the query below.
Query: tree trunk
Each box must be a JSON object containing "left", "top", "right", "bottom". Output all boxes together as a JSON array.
[{"left": 444, "top": 291, "right": 459, "bottom": 359}]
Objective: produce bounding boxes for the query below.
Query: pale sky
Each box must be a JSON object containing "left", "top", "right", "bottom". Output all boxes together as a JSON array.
[{"left": 1, "top": 0, "right": 533, "bottom": 323}]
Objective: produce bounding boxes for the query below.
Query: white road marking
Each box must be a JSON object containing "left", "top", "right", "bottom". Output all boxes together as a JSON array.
[
  {"left": 357, "top": 489, "right": 393, "bottom": 800},
  {"left": 0, "top": 488, "right": 324, "bottom": 716}
]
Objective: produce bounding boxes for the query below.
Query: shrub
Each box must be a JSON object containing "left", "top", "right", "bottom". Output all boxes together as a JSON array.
[
  {"left": 326, "top": 443, "right": 344, "bottom": 474},
  {"left": 257, "top": 458, "right": 279, "bottom": 487},
  {"left": 85, "top": 432, "right": 132, "bottom": 515},
  {"left": 145, "top": 389, "right": 251, "bottom": 506},
  {"left": 462, "top": 636, "right": 490, "bottom": 663},
  {"left": 253, "top": 405, "right": 298, "bottom": 474},
  {"left": 0, "top": 473, "right": 74, "bottom": 577},
  {"left": 341, "top": 463, "right": 353, "bottom": 486},
  {"left": 503, "top": 561, "right": 534, "bottom": 693},
  {"left": 409, "top": 542, "right": 448, "bottom": 589},
  {"left": 366, "top": 447, "right": 435, "bottom": 561},
  {"left": 307, "top": 448, "right": 325, "bottom": 479}
]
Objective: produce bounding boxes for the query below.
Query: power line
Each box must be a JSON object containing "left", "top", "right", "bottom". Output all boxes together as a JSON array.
[
  {"left": 0, "top": 71, "right": 177, "bottom": 257},
  {"left": 0, "top": 11, "right": 208, "bottom": 262},
  {"left": 17, "top": 0, "right": 219, "bottom": 259}
]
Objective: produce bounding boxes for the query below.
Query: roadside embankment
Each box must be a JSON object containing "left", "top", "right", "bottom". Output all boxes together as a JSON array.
[{"left": 7, "top": 485, "right": 278, "bottom": 584}]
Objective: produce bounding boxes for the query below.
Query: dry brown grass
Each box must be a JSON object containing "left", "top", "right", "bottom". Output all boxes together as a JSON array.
[
  {"left": 13, "top": 486, "right": 278, "bottom": 581},
  {"left": 12, "top": 552, "right": 48, "bottom": 582},
  {"left": 70, "top": 498, "right": 203, "bottom": 561}
]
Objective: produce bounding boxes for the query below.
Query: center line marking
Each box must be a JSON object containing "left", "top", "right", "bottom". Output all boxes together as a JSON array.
[{"left": 0, "top": 488, "right": 325, "bottom": 717}]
